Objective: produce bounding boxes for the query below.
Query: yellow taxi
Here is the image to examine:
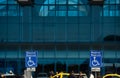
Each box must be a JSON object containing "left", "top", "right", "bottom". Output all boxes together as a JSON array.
[
  {"left": 50, "top": 72, "right": 70, "bottom": 78},
  {"left": 103, "top": 73, "right": 120, "bottom": 78}
]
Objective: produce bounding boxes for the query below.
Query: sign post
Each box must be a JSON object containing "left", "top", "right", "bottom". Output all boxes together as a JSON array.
[{"left": 90, "top": 50, "right": 102, "bottom": 78}]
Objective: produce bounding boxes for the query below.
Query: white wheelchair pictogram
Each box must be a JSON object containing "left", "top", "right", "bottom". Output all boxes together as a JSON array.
[
  {"left": 92, "top": 57, "right": 100, "bottom": 66},
  {"left": 27, "top": 57, "right": 35, "bottom": 67}
]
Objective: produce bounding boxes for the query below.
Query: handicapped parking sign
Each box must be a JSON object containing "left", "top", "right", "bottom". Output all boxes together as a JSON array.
[
  {"left": 25, "top": 51, "right": 38, "bottom": 68},
  {"left": 90, "top": 51, "right": 102, "bottom": 67}
]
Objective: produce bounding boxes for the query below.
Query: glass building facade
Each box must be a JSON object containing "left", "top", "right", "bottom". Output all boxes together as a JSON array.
[{"left": 0, "top": 0, "right": 120, "bottom": 77}]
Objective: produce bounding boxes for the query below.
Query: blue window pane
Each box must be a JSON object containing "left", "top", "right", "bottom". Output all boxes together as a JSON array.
[
  {"left": 68, "top": 0, "right": 78, "bottom": 4},
  {"left": 0, "top": 5, "right": 23, "bottom": 16},
  {"left": 8, "top": 6, "right": 17, "bottom": 16},
  {"left": 0, "top": 51, "right": 5, "bottom": 58},
  {"left": 110, "top": 0, "right": 116, "bottom": 4},
  {"left": 102, "top": 5, "right": 120, "bottom": 16},
  {"left": 35, "top": 0, "right": 44, "bottom": 4},
  {"left": 68, "top": 11, "right": 78, "bottom": 16},
  {"left": 48, "top": 6, "right": 56, "bottom": 16},
  {"left": 104, "top": 0, "right": 109, "bottom": 4},
  {"left": 68, "top": 6, "right": 78, "bottom": 11},
  {"left": 116, "top": 10, "right": 119, "bottom": 16},
  {"left": 56, "top": 6, "right": 67, "bottom": 11},
  {"left": 49, "top": 0, "right": 55, "bottom": 4},
  {"left": 56, "top": 0, "right": 67, "bottom": 4},
  {"left": 48, "top": 11, "right": 56, "bottom": 16},
  {"left": 8, "top": 0, "right": 17, "bottom": 4},
  {"left": 116, "top": 0, "right": 120, "bottom": 4},
  {"left": 0, "top": 0, "right": 6, "bottom": 4},
  {"left": 39, "top": 0, "right": 87, "bottom": 16},
  {"left": 56, "top": 11, "right": 66, "bottom": 16},
  {"left": 0, "top": 5, "right": 6, "bottom": 16},
  {"left": 78, "top": 5, "right": 87, "bottom": 16},
  {"left": 0, "top": 0, "right": 17, "bottom": 4},
  {"left": 105, "top": 0, "right": 120, "bottom": 4},
  {"left": 39, "top": 6, "right": 48, "bottom": 16},
  {"left": 104, "top": 11, "right": 109, "bottom": 16},
  {"left": 79, "top": 11, "right": 87, "bottom": 16},
  {"left": 110, "top": 11, "right": 115, "bottom": 16}
]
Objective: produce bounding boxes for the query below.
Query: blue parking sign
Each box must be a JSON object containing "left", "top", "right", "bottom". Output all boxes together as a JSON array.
[
  {"left": 25, "top": 51, "right": 38, "bottom": 68},
  {"left": 90, "top": 51, "right": 102, "bottom": 67}
]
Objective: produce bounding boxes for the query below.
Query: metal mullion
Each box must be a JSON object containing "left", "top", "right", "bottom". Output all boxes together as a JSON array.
[
  {"left": 66, "top": 0, "right": 68, "bottom": 16},
  {"left": 6, "top": 1, "right": 8, "bottom": 42},
  {"left": 18, "top": 4, "right": 21, "bottom": 74},
  {"left": 5, "top": 0, "right": 9, "bottom": 73},
  {"left": 35, "top": 4, "right": 87, "bottom": 6},
  {"left": 55, "top": 0, "right": 56, "bottom": 16},
  {"left": 109, "top": 0, "right": 110, "bottom": 16},
  {"left": 101, "top": 3, "right": 104, "bottom": 75},
  {"left": 115, "top": 2, "right": 117, "bottom": 73}
]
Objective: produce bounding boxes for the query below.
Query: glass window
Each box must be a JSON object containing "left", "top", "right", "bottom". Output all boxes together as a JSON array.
[
  {"left": 103, "top": 24, "right": 115, "bottom": 37},
  {"left": 49, "top": 0, "right": 55, "bottom": 4},
  {"left": 56, "top": 11, "right": 66, "bottom": 16},
  {"left": 0, "top": 5, "right": 22, "bottom": 16},
  {"left": 39, "top": 6, "right": 48, "bottom": 16},
  {"left": 39, "top": 0, "right": 87, "bottom": 16},
  {"left": 117, "top": 51, "right": 120, "bottom": 58},
  {"left": 35, "top": 0, "right": 44, "bottom": 4},
  {"left": 102, "top": 5, "right": 120, "bottom": 16},
  {"left": 38, "top": 51, "right": 43, "bottom": 58},
  {"left": 67, "top": 24, "right": 79, "bottom": 41},
  {"left": 110, "top": 0, "right": 116, "bottom": 4},
  {"left": 67, "top": 51, "right": 79, "bottom": 58},
  {"left": 68, "top": 5, "right": 78, "bottom": 11},
  {"left": 8, "top": 0, "right": 17, "bottom": 4},
  {"left": 0, "top": 0, "right": 6, "bottom": 4},
  {"left": 6, "top": 51, "right": 18, "bottom": 58},
  {"left": 55, "top": 24, "right": 66, "bottom": 41},
  {"left": 44, "top": 24, "right": 55, "bottom": 41},
  {"left": 116, "top": 0, "right": 120, "bottom": 4},
  {"left": 0, "top": 24, "right": 7, "bottom": 41},
  {"left": 103, "top": 51, "right": 116, "bottom": 58},
  {"left": 0, "top": 0, "right": 17, "bottom": 4},
  {"left": 102, "top": 0, "right": 120, "bottom": 16},
  {"left": 56, "top": 51, "right": 67, "bottom": 58},
  {"left": 7, "top": 24, "right": 20, "bottom": 42},
  {"left": 0, "top": 5, "right": 6, "bottom": 16},
  {"left": 32, "top": 24, "right": 44, "bottom": 42},
  {"left": 68, "top": 0, "right": 78, "bottom": 4},
  {"left": 48, "top": 10, "right": 56, "bottom": 16},
  {"left": 56, "top": 0, "right": 67, "bottom": 4},
  {"left": 105, "top": 0, "right": 120, "bottom": 4},
  {"left": 44, "top": 51, "right": 55, "bottom": 58},
  {"left": 80, "top": 51, "right": 89, "bottom": 58},
  {"left": 8, "top": 5, "right": 18, "bottom": 16},
  {"left": 79, "top": 24, "right": 91, "bottom": 41},
  {"left": 0, "top": 51, "right": 5, "bottom": 58}
]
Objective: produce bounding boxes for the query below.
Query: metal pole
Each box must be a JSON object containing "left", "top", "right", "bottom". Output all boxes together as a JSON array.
[{"left": 95, "top": 72, "right": 97, "bottom": 78}]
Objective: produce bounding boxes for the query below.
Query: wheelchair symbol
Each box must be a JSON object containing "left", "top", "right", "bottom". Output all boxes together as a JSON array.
[
  {"left": 92, "top": 57, "right": 100, "bottom": 66},
  {"left": 27, "top": 57, "right": 35, "bottom": 67}
]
